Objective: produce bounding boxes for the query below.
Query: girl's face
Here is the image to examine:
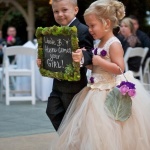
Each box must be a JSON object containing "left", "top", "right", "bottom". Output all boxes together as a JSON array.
[
  {"left": 119, "top": 23, "right": 131, "bottom": 37},
  {"left": 84, "top": 14, "right": 106, "bottom": 40}
]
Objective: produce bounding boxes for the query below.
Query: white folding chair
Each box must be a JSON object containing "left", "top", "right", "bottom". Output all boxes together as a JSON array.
[
  {"left": 2, "top": 46, "right": 36, "bottom": 105},
  {"left": 124, "top": 47, "right": 149, "bottom": 83},
  {"left": 143, "top": 57, "right": 150, "bottom": 84},
  {"left": 0, "top": 45, "right": 17, "bottom": 100},
  {"left": 0, "top": 60, "right": 17, "bottom": 101},
  {"left": 0, "top": 66, "right": 2, "bottom": 99}
]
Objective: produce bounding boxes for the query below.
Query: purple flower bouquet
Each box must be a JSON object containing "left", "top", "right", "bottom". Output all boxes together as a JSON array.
[
  {"left": 117, "top": 81, "right": 136, "bottom": 97},
  {"left": 105, "top": 80, "right": 136, "bottom": 122}
]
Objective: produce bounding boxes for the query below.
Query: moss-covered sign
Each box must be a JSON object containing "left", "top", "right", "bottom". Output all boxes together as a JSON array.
[{"left": 35, "top": 25, "right": 80, "bottom": 81}]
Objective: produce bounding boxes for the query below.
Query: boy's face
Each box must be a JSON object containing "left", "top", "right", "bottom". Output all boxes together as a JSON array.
[
  {"left": 131, "top": 19, "right": 139, "bottom": 32},
  {"left": 52, "top": 0, "right": 78, "bottom": 26}
]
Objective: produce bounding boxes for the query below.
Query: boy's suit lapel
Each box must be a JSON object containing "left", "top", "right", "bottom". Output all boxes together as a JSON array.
[{"left": 69, "top": 18, "right": 80, "bottom": 27}]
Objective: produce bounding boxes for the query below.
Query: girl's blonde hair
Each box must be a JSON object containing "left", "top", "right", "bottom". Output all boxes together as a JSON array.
[
  {"left": 84, "top": 0, "right": 125, "bottom": 29},
  {"left": 120, "top": 17, "right": 135, "bottom": 34},
  {"left": 52, "top": 0, "right": 77, "bottom": 6}
]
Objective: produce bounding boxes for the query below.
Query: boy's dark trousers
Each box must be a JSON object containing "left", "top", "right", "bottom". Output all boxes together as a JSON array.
[{"left": 46, "top": 18, "right": 93, "bottom": 131}]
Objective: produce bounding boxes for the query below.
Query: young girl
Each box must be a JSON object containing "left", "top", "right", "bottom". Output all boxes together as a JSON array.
[{"left": 52, "top": 0, "right": 150, "bottom": 149}]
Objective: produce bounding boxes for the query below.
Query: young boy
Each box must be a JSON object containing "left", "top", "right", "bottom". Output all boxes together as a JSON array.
[{"left": 37, "top": 0, "right": 93, "bottom": 131}]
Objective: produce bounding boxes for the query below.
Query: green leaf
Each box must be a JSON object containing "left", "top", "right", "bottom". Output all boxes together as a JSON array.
[{"left": 105, "top": 87, "right": 132, "bottom": 122}]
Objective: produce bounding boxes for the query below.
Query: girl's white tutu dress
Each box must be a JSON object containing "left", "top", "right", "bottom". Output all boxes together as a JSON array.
[{"left": 51, "top": 37, "right": 150, "bottom": 150}]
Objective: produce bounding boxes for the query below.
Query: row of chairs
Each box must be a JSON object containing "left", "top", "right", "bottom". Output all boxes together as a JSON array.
[{"left": 0, "top": 46, "right": 36, "bottom": 105}]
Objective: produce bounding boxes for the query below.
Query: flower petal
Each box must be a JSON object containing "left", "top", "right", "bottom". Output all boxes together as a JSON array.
[
  {"left": 90, "top": 77, "right": 94, "bottom": 83},
  {"left": 128, "top": 89, "right": 136, "bottom": 97},
  {"left": 100, "top": 49, "right": 107, "bottom": 56},
  {"left": 119, "top": 85, "right": 129, "bottom": 95}
]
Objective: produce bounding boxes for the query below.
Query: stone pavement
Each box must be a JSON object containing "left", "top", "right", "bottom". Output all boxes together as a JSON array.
[
  {"left": 0, "top": 96, "right": 56, "bottom": 150},
  {"left": 0, "top": 132, "right": 58, "bottom": 150}
]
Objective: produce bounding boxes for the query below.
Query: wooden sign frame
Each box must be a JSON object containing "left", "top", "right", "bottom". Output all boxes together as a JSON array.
[{"left": 35, "top": 25, "right": 80, "bottom": 81}]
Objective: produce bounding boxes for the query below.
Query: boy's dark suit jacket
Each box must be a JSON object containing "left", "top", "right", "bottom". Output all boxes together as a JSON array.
[{"left": 52, "top": 18, "right": 93, "bottom": 94}]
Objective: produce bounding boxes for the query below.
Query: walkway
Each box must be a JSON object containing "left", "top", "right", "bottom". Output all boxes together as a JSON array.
[{"left": 0, "top": 97, "right": 56, "bottom": 150}]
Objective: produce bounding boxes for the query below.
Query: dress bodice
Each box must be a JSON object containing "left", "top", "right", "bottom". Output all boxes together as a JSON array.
[{"left": 88, "top": 37, "right": 121, "bottom": 90}]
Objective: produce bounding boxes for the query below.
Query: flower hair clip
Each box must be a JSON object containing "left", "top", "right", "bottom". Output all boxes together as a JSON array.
[{"left": 92, "top": 48, "right": 107, "bottom": 57}]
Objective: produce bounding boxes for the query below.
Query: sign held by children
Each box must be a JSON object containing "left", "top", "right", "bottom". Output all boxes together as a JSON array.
[
  {"left": 43, "top": 35, "right": 72, "bottom": 72},
  {"left": 35, "top": 26, "right": 80, "bottom": 81}
]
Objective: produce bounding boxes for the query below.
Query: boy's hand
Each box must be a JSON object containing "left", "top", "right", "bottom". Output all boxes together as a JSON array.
[
  {"left": 37, "top": 59, "right": 41, "bottom": 67},
  {"left": 72, "top": 49, "right": 83, "bottom": 62}
]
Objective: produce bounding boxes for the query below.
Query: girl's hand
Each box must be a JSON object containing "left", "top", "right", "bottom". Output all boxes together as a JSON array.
[
  {"left": 36, "top": 59, "right": 41, "bottom": 67},
  {"left": 92, "top": 55, "right": 101, "bottom": 66}
]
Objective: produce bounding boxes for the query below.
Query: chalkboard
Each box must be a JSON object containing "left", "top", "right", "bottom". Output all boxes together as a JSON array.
[
  {"left": 35, "top": 25, "right": 80, "bottom": 81},
  {"left": 43, "top": 35, "right": 72, "bottom": 72}
]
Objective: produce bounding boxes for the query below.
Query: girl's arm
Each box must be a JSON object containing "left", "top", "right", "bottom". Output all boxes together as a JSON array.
[{"left": 92, "top": 42, "right": 124, "bottom": 75}]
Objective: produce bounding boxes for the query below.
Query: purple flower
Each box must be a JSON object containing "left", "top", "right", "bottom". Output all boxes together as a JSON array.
[
  {"left": 92, "top": 48, "right": 98, "bottom": 55},
  {"left": 119, "top": 85, "right": 129, "bottom": 95},
  {"left": 117, "top": 81, "right": 136, "bottom": 98},
  {"left": 94, "top": 48, "right": 98, "bottom": 55},
  {"left": 92, "top": 48, "right": 107, "bottom": 56},
  {"left": 117, "top": 81, "right": 126, "bottom": 88},
  {"left": 100, "top": 49, "right": 107, "bottom": 57},
  {"left": 117, "top": 81, "right": 135, "bottom": 89},
  {"left": 126, "top": 82, "right": 135, "bottom": 89},
  {"left": 128, "top": 89, "right": 136, "bottom": 97},
  {"left": 90, "top": 77, "right": 94, "bottom": 83}
]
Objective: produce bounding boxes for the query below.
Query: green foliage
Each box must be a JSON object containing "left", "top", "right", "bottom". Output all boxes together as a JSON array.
[
  {"left": 41, "top": 27, "right": 50, "bottom": 35},
  {"left": 64, "top": 64, "right": 79, "bottom": 81},
  {"left": 35, "top": 27, "right": 43, "bottom": 38},
  {"left": 35, "top": 25, "right": 80, "bottom": 81}
]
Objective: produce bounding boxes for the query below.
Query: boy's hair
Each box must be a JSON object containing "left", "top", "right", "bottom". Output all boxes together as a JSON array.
[
  {"left": 121, "top": 17, "right": 135, "bottom": 34},
  {"left": 52, "top": 0, "right": 77, "bottom": 6},
  {"left": 84, "top": 0, "right": 125, "bottom": 29}
]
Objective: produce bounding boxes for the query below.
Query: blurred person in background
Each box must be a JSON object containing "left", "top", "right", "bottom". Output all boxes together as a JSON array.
[
  {"left": 129, "top": 15, "right": 150, "bottom": 68},
  {"left": 117, "top": 17, "right": 142, "bottom": 72},
  {"left": 0, "top": 30, "right": 6, "bottom": 65},
  {"left": 6, "top": 26, "right": 22, "bottom": 63}
]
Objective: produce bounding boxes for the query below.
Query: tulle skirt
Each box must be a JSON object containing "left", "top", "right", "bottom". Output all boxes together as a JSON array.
[{"left": 51, "top": 72, "right": 150, "bottom": 150}]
